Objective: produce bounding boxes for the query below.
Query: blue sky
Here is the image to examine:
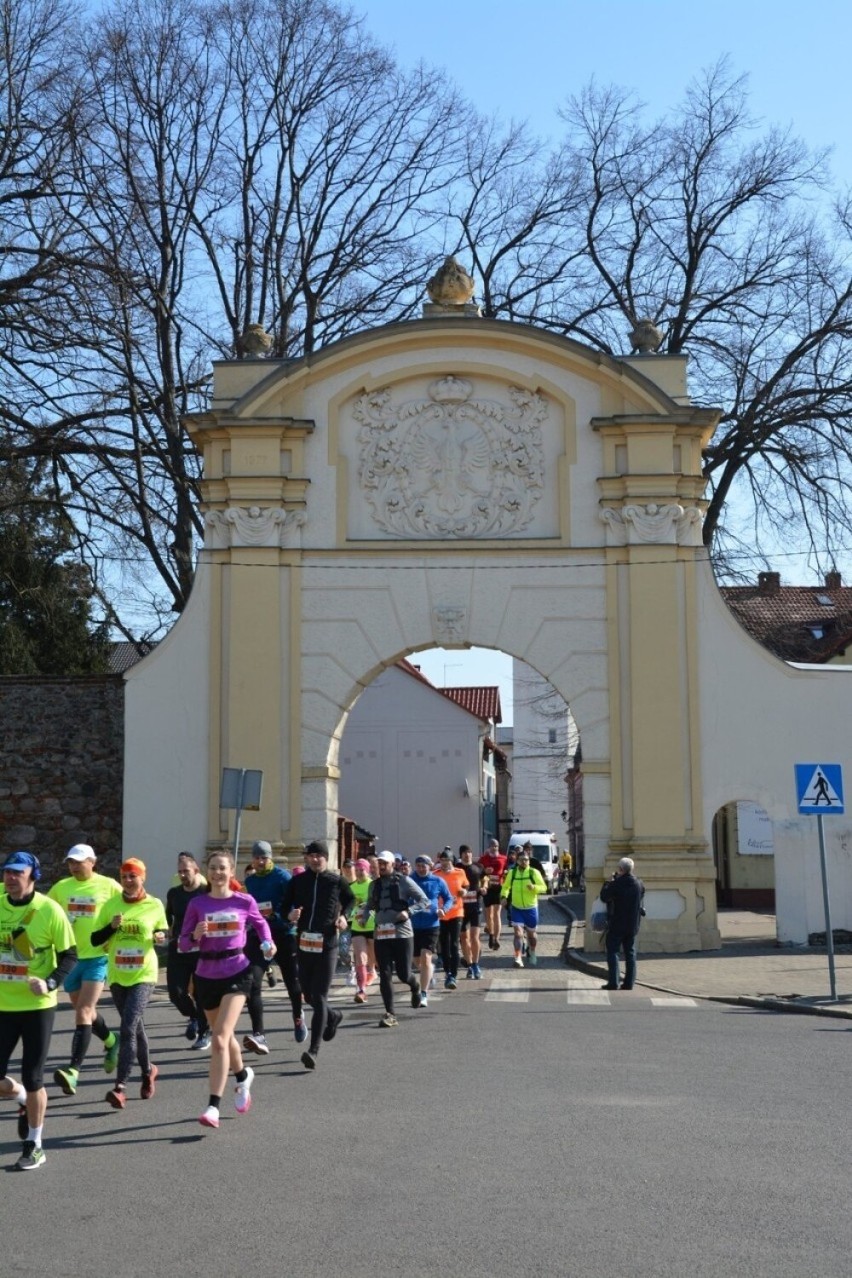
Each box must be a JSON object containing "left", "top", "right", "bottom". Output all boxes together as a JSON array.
[{"left": 353, "top": 0, "right": 852, "bottom": 720}]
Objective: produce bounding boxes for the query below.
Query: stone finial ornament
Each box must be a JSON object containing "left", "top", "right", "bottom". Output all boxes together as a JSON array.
[
  {"left": 629, "top": 318, "right": 663, "bottom": 354},
  {"left": 240, "top": 323, "right": 274, "bottom": 357},
  {"left": 426, "top": 256, "right": 476, "bottom": 307}
]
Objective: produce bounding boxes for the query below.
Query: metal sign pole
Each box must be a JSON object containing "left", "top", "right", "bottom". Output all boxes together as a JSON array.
[
  {"left": 232, "top": 768, "right": 246, "bottom": 865},
  {"left": 816, "top": 813, "right": 837, "bottom": 1001}
]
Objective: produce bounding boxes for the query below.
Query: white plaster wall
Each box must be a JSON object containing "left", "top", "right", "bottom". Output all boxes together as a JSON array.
[
  {"left": 511, "top": 660, "right": 570, "bottom": 838},
  {"left": 122, "top": 566, "right": 212, "bottom": 899},
  {"left": 338, "top": 665, "right": 485, "bottom": 856},
  {"left": 697, "top": 563, "right": 852, "bottom": 943}
]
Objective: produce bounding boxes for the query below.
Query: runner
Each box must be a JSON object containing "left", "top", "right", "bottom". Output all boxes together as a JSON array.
[
  {"left": 479, "top": 838, "right": 507, "bottom": 950},
  {"left": 242, "top": 840, "right": 306, "bottom": 1053},
  {"left": 499, "top": 848, "right": 547, "bottom": 967},
  {"left": 282, "top": 840, "right": 354, "bottom": 1071},
  {"left": 47, "top": 843, "right": 122, "bottom": 1095},
  {"left": 180, "top": 849, "right": 275, "bottom": 1128},
  {"left": 0, "top": 851, "right": 76, "bottom": 1170},
  {"left": 434, "top": 849, "right": 467, "bottom": 990},
  {"left": 90, "top": 858, "right": 168, "bottom": 1109},
  {"left": 165, "top": 852, "right": 210, "bottom": 1051},
  {"left": 458, "top": 845, "right": 486, "bottom": 979},
  {"left": 349, "top": 858, "right": 377, "bottom": 1003},
  {"left": 365, "top": 850, "right": 428, "bottom": 1026},
  {"left": 409, "top": 855, "right": 452, "bottom": 1009}
]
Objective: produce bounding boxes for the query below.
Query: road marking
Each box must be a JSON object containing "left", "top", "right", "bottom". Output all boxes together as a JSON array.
[
  {"left": 566, "top": 989, "right": 612, "bottom": 1005},
  {"left": 485, "top": 981, "right": 530, "bottom": 1003},
  {"left": 649, "top": 996, "right": 698, "bottom": 1007}
]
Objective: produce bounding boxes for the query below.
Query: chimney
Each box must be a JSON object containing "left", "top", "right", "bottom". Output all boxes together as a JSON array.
[
  {"left": 758, "top": 571, "right": 781, "bottom": 595},
  {"left": 825, "top": 571, "right": 842, "bottom": 590}
]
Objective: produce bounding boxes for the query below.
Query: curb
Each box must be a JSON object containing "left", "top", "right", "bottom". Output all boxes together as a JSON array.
[{"left": 550, "top": 895, "right": 852, "bottom": 1021}]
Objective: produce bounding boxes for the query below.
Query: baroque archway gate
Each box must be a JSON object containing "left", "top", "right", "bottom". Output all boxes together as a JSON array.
[{"left": 124, "top": 316, "right": 722, "bottom": 951}]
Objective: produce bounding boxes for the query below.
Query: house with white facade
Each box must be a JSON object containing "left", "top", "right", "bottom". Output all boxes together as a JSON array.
[
  {"left": 337, "top": 660, "right": 503, "bottom": 857},
  {"left": 510, "top": 660, "right": 578, "bottom": 842}
]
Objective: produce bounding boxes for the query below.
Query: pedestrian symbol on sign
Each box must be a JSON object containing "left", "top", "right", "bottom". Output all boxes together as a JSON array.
[{"left": 802, "top": 767, "right": 840, "bottom": 807}]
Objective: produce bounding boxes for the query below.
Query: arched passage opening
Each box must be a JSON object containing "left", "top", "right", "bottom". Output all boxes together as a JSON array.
[{"left": 712, "top": 798, "right": 776, "bottom": 912}]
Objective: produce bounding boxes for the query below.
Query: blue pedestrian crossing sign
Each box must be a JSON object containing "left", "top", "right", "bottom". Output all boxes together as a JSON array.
[{"left": 795, "top": 763, "right": 845, "bottom": 815}]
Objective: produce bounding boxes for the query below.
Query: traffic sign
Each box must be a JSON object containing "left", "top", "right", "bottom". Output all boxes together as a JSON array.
[{"left": 795, "top": 763, "right": 844, "bottom": 815}]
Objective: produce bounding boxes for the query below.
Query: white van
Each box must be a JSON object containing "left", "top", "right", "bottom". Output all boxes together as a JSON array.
[{"left": 506, "top": 830, "right": 559, "bottom": 892}]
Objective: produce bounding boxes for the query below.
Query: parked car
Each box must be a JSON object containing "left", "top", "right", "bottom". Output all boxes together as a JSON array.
[{"left": 506, "top": 830, "right": 559, "bottom": 892}]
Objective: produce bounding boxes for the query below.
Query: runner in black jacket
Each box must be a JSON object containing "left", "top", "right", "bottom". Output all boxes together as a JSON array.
[{"left": 281, "top": 840, "right": 355, "bottom": 1070}]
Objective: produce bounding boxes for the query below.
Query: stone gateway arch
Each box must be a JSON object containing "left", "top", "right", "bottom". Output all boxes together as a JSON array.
[{"left": 123, "top": 310, "right": 852, "bottom": 952}]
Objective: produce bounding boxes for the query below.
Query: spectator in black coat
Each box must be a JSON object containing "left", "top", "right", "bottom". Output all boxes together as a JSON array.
[{"left": 600, "top": 857, "right": 645, "bottom": 991}]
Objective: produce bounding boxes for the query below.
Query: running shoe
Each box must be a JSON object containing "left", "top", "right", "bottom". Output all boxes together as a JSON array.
[
  {"left": 472, "top": 964, "right": 482, "bottom": 980},
  {"left": 53, "top": 1066, "right": 78, "bottom": 1096},
  {"left": 198, "top": 1105, "right": 220, "bottom": 1129},
  {"left": 103, "top": 1032, "right": 119, "bottom": 1074},
  {"left": 265, "top": 969, "right": 277, "bottom": 988},
  {"left": 105, "top": 1086, "right": 126, "bottom": 1109},
  {"left": 465, "top": 967, "right": 475, "bottom": 980},
  {"left": 140, "top": 1063, "right": 158, "bottom": 1100},
  {"left": 379, "top": 1013, "right": 398, "bottom": 1028},
  {"left": 445, "top": 976, "right": 457, "bottom": 991},
  {"left": 234, "top": 1066, "right": 254, "bottom": 1115},
  {"left": 16, "top": 1140, "right": 45, "bottom": 1171},
  {"left": 301, "top": 1049, "right": 318, "bottom": 1070},
  {"left": 322, "top": 1009, "right": 342, "bottom": 1042},
  {"left": 353, "top": 989, "right": 366, "bottom": 1004},
  {"left": 410, "top": 976, "right": 421, "bottom": 1008},
  {"left": 527, "top": 952, "right": 538, "bottom": 967},
  {"left": 242, "top": 1032, "right": 270, "bottom": 1055},
  {"left": 191, "top": 1031, "right": 212, "bottom": 1051},
  {"left": 293, "top": 1018, "right": 308, "bottom": 1044},
  {"left": 419, "top": 994, "right": 429, "bottom": 1009},
  {"left": 17, "top": 1105, "right": 28, "bottom": 1141},
  {"left": 346, "top": 969, "right": 358, "bottom": 987},
  {"left": 513, "top": 955, "right": 524, "bottom": 968},
  {"left": 185, "top": 1018, "right": 198, "bottom": 1041},
  {"left": 493, "top": 939, "right": 501, "bottom": 951}
]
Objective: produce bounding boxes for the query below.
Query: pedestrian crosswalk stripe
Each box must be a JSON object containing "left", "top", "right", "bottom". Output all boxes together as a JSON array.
[
  {"left": 649, "top": 997, "right": 697, "bottom": 1007},
  {"left": 566, "top": 990, "right": 612, "bottom": 1005},
  {"left": 485, "top": 981, "right": 530, "bottom": 1003}
]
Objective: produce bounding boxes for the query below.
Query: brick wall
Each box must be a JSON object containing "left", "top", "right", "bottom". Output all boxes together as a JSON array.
[{"left": 0, "top": 676, "right": 124, "bottom": 881}]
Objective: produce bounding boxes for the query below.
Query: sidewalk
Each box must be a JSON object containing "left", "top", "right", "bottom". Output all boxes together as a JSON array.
[{"left": 553, "top": 899, "right": 852, "bottom": 1020}]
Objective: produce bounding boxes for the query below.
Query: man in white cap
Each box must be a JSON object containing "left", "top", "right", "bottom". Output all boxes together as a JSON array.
[
  {"left": 47, "top": 844, "right": 122, "bottom": 1095},
  {"left": 364, "top": 851, "right": 428, "bottom": 1027}
]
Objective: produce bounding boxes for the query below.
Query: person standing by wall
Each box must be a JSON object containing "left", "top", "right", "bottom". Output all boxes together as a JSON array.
[{"left": 600, "top": 857, "right": 645, "bottom": 991}]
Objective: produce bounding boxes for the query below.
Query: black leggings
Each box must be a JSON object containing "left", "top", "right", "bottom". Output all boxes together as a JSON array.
[
  {"left": 439, "top": 917, "right": 462, "bottom": 979},
  {"left": 166, "top": 949, "right": 208, "bottom": 1035},
  {"left": 0, "top": 1007, "right": 55, "bottom": 1092},
  {"left": 297, "top": 944, "right": 337, "bottom": 1052},
  {"left": 374, "top": 936, "right": 415, "bottom": 1015},
  {"left": 110, "top": 982, "right": 154, "bottom": 1084}
]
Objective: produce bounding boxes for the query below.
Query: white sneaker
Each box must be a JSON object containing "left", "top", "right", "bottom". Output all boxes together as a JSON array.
[
  {"left": 242, "top": 1033, "right": 269, "bottom": 1056},
  {"left": 513, "top": 955, "right": 524, "bottom": 968},
  {"left": 346, "top": 969, "right": 357, "bottom": 987},
  {"left": 198, "top": 1106, "right": 220, "bottom": 1129},
  {"left": 234, "top": 1066, "right": 254, "bottom": 1114},
  {"left": 419, "top": 994, "right": 429, "bottom": 1009}
]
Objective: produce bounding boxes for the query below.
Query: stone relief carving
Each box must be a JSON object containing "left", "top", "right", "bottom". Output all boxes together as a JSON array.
[
  {"left": 600, "top": 503, "right": 703, "bottom": 546},
  {"left": 354, "top": 376, "right": 548, "bottom": 538},
  {"left": 432, "top": 604, "right": 468, "bottom": 645},
  {"left": 205, "top": 506, "right": 307, "bottom": 549}
]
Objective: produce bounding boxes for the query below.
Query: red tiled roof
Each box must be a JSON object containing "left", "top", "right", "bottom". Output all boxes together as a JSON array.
[
  {"left": 721, "top": 579, "right": 852, "bottom": 662},
  {"left": 439, "top": 685, "right": 502, "bottom": 724}
]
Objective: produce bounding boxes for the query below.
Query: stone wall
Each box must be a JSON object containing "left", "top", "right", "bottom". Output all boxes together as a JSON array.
[{"left": 0, "top": 676, "right": 124, "bottom": 881}]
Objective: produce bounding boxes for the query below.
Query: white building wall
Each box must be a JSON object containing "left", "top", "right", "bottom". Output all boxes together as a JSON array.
[
  {"left": 338, "top": 665, "right": 486, "bottom": 857},
  {"left": 697, "top": 563, "right": 852, "bottom": 944},
  {"left": 511, "top": 660, "right": 573, "bottom": 841}
]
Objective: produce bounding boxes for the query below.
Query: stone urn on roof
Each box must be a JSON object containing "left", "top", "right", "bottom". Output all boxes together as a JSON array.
[{"left": 423, "top": 256, "right": 480, "bottom": 317}]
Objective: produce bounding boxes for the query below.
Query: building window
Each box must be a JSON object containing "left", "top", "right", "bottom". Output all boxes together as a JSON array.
[{"left": 548, "top": 729, "right": 557, "bottom": 744}]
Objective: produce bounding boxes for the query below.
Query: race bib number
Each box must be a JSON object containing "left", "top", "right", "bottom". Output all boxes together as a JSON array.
[
  {"left": 463, "top": 890, "right": 477, "bottom": 903},
  {"left": 115, "top": 947, "right": 145, "bottom": 969},
  {"left": 68, "top": 896, "right": 97, "bottom": 921},
  {"left": 0, "top": 951, "right": 28, "bottom": 982},
  {"left": 299, "top": 931, "right": 324, "bottom": 953},
  {"left": 206, "top": 911, "right": 240, "bottom": 939},
  {"left": 376, "top": 922, "right": 396, "bottom": 941},
  {"left": 257, "top": 902, "right": 273, "bottom": 918}
]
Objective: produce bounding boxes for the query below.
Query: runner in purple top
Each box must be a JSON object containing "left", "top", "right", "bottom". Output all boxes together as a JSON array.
[{"left": 179, "top": 850, "right": 275, "bottom": 1129}]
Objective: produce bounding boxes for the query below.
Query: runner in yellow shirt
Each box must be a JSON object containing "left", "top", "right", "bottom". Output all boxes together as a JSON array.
[
  {"left": 0, "top": 851, "right": 76, "bottom": 1170},
  {"left": 48, "top": 844, "right": 122, "bottom": 1095},
  {"left": 90, "top": 858, "right": 167, "bottom": 1111}
]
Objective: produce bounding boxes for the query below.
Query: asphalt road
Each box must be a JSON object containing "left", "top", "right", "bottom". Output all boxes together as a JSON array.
[{"left": 3, "top": 973, "right": 851, "bottom": 1278}]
